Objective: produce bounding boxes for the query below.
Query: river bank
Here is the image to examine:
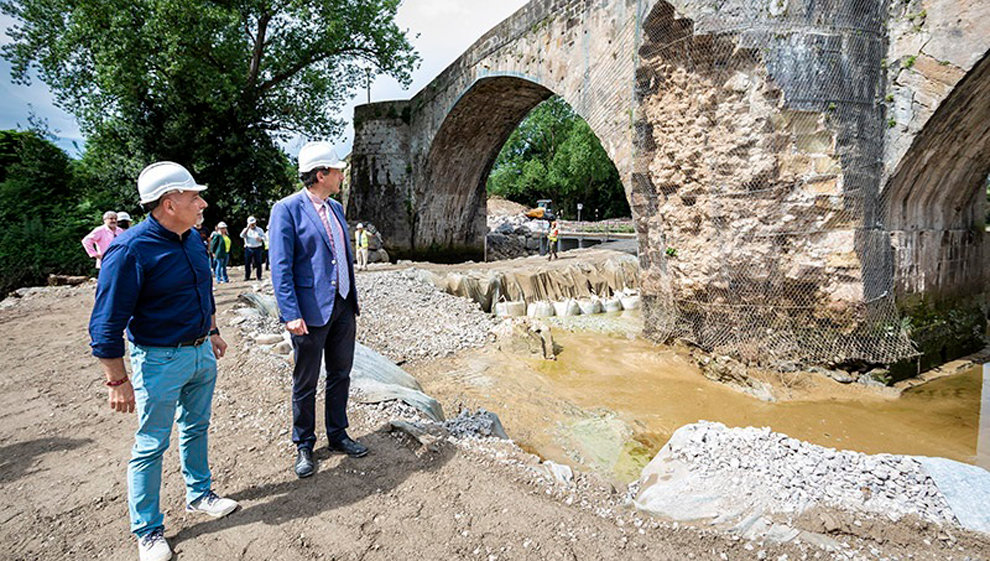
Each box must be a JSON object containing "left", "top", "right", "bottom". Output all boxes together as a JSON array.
[{"left": 0, "top": 272, "right": 987, "bottom": 560}]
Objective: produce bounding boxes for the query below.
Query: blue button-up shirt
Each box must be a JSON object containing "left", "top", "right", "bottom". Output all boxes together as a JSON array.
[{"left": 89, "top": 215, "right": 215, "bottom": 359}]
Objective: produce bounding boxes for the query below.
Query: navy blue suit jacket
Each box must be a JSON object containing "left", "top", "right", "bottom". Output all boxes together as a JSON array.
[{"left": 269, "top": 189, "right": 359, "bottom": 326}]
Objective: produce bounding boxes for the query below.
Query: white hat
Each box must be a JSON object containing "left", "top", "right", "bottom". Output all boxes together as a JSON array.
[
  {"left": 116, "top": 212, "right": 131, "bottom": 222},
  {"left": 298, "top": 141, "right": 345, "bottom": 173},
  {"left": 356, "top": 223, "right": 364, "bottom": 229},
  {"left": 217, "top": 221, "right": 228, "bottom": 229},
  {"left": 247, "top": 216, "right": 257, "bottom": 224},
  {"left": 137, "top": 162, "right": 206, "bottom": 205}
]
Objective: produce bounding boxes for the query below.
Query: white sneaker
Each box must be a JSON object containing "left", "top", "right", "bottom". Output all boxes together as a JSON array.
[
  {"left": 137, "top": 528, "right": 172, "bottom": 561},
  {"left": 186, "top": 490, "right": 239, "bottom": 518}
]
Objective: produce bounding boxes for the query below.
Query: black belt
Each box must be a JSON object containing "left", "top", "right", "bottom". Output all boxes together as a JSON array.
[{"left": 176, "top": 334, "right": 210, "bottom": 348}]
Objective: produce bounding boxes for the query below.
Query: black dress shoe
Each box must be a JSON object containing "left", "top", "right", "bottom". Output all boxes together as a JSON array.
[
  {"left": 327, "top": 436, "right": 369, "bottom": 458},
  {"left": 294, "top": 448, "right": 315, "bottom": 478}
]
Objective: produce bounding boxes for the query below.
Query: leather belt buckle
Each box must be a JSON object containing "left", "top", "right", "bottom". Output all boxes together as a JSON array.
[{"left": 177, "top": 334, "right": 209, "bottom": 348}]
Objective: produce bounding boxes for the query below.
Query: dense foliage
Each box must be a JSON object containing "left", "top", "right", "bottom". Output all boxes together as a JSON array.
[
  {"left": 0, "top": 130, "right": 96, "bottom": 295},
  {"left": 487, "top": 96, "right": 629, "bottom": 220},
  {"left": 1, "top": 0, "right": 419, "bottom": 228}
]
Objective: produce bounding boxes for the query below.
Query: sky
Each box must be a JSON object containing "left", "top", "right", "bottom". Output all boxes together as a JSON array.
[{"left": 0, "top": 0, "right": 529, "bottom": 158}]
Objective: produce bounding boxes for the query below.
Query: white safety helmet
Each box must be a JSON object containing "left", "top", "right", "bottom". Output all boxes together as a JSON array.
[
  {"left": 247, "top": 216, "right": 257, "bottom": 224},
  {"left": 298, "top": 141, "right": 345, "bottom": 174},
  {"left": 137, "top": 162, "right": 207, "bottom": 205},
  {"left": 356, "top": 223, "right": 364, "bottom": 229},
  {"left": 217, "top": 221, "right": 228, "bottom": 229},
  {"left": 116, "top": 211, "right": 131, "bottom": 222}
]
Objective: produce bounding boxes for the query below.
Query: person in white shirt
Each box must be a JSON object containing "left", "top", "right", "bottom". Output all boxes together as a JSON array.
[{"left": 240, "top": 216, "right": 267, "bottom": 281}]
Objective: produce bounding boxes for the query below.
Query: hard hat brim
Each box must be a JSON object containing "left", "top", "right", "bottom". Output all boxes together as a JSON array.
[
  {"left": 299, "top": 160, "right": 346, "bottom": 173},
  {"left": 139, "top": 183, "right": 207, "bottom": 205}
]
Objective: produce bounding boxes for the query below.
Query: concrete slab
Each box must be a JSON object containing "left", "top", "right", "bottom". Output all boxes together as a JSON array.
[{"left": 915, "top": 455, "right": 990, "bottom": 535}]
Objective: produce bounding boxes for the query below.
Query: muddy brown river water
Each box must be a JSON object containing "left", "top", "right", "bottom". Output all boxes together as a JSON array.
[{"left": 412, "top": 314, "right": 986, "bottom": 484}]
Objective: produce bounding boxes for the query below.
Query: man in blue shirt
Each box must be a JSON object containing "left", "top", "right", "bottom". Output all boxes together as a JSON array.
[
  {"left": 89, "top": 161, "right": 239, "bottom": 561},
  {"left": 269, "top": 141, "right": 364, "bottom": 479}
]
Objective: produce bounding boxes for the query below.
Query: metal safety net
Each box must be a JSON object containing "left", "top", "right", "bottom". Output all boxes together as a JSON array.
[{"left": 631, "top": 0, "right": 917, "bottom": 367}]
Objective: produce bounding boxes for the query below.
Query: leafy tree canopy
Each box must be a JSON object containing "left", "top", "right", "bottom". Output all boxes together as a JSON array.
[
  {"left": 0, "top": 130, "right": 96, "bottom": 294},
  {"left": 2, "top": 0, "right": 419, "bottom": 227},
  {"left": 487, "top": 96, "right": 629, "bottom": 221}
]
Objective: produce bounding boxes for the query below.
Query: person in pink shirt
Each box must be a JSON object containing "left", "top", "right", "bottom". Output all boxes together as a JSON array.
[{"left": 82, "top": 211, "right": 124, "bottom": 269}]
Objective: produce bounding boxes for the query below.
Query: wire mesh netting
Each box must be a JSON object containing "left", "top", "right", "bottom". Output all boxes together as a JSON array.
[{"left": 632, "top": 0, "right": 917, "bottom": 367}]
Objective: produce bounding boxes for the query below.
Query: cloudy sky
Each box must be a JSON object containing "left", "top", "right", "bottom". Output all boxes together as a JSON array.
[{"left": 0, "top": 0, "right": 529, "bottom": 157}]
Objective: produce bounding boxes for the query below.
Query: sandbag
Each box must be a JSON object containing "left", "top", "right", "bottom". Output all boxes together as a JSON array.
[
  {"left": 527, "top": 301, "right": 555, "bottom": 318},
  {"left": 552, "top": 299, "right": 581, "bottom": 317},
  {"left": 494, "top": 300, "right": 526, "bottom": 317},
  {"left": 620, "top": 295, "right": 641, "bottom": 310},
  {"left": 577, "top": 298, "right": 604, "bottom": 315},
  {"left": 603, "top": 298, "right": 623, "bottom": 313}
]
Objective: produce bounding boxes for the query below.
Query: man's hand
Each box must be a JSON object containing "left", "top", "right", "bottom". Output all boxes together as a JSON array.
[
  {"left": 211, "top": 334, "right": 228, "bottom": 358},
  {"left": 286, "top": 318, "right": 308, "bottom": 335},
  {"left": 109, "top": 382, "right": 135, "bottom": 413}
]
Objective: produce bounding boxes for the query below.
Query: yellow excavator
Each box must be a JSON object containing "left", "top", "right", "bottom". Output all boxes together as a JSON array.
[{"left": 523, "top": 199, "right": 556, "bottom": 221}]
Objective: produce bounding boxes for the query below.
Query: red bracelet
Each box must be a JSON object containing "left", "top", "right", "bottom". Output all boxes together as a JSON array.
[{"left": 105, "top": 377, "right": 129, "bottom": 387}]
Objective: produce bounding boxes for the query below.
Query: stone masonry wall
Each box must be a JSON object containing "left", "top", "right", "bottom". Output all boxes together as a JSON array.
[
  {"left": 632, "top": 0, "right": 913, "bottom": 364},
  {"left": 350, "top": 102, "right": 413, "bottom": 254}
]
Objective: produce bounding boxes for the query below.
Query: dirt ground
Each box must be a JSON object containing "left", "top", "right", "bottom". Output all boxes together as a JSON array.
[{"left": 1, "top": 276, "right": 988, "bottom": 560}]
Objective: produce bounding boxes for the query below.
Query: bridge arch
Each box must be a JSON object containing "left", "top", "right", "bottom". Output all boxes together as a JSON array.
[
  {"left": 413, "top": 74, "right": 628, "bottom": 256},
  {"left": 883, "top": 51, "right": 990, "bottom": 303},
  {"left": 881, "top": 51, "right": 990, "bottom": 368}
]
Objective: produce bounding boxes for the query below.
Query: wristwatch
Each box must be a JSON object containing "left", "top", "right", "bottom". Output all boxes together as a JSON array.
[{"left": 209, "top": 327, "right": 220, "bottom": 337}]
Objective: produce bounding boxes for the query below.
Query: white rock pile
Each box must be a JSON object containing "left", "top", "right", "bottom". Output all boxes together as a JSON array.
[
  {"left": 355, "top": 271, "right": 497, "bottom": 363},
  {"left": 636, "top": 421, "right": 958, "bottom": 526}
]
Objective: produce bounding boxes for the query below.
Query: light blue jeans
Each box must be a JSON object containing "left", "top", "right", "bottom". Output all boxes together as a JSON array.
[
  {"left": 213, "top": 254, "right": 229, "bottom": 283},
  {"left": 128, "top": 341, "right": 217, "bottom": 538}
]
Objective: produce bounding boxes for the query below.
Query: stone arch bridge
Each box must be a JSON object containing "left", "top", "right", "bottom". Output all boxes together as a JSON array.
[{"left": 349, "top": 0, "right": 990, "bottom": 369}]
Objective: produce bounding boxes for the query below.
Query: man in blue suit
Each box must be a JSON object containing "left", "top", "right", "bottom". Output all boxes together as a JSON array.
[{"left": 269, "top": 141, "right": 365, "bottom": 479}]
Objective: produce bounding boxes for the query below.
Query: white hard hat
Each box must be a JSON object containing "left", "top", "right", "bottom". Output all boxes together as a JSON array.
[
  {"left": 356, "top": 223, "right": 364, "bottom": 229},
  {"left": 217, "top": 221, "right": 227, "bottom": 229},
  {"left": 247, "top": 216, "right": 257, "bottom": 224},
  {"left": 116, "top": 212, "right": 131, "bottom": 222},
  {"left": 137, "top": 162, "right": 206, "bottom": 205},
  {"left": 298, "top": 141, "right": 345, "bottom": 173}
]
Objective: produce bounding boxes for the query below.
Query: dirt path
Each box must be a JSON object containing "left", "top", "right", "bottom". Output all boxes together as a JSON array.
[{"left": 1, "top": 278, "right": 987, "bottom": 560}]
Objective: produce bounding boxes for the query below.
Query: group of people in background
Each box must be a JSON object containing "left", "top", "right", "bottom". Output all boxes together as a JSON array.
[
  {"left": 206, "top": 218, "right": 268, "bottom": 284},
  {"left": 82, "top": 209, "right": 276, "bottom": 286}
]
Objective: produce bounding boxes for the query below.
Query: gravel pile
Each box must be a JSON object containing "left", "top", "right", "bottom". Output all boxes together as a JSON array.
[
  {"left": 230, "top": 270, "right": 498, "bottom": 364},
  {"left": 658, "top": 422, "right": 957, "bottom": 525},
  {"left": 354, "top": 270, "right": 497, "bottom": 363},
  {"left": 443, "top": 408, "right": 510, "bottom": 440}
]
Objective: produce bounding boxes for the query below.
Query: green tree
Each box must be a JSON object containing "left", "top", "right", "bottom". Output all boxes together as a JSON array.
[
  {"left": 2, "top": 0, "right": 419, "bottom": 229},
  {"left": 0, "top": 130, "right": 95, "bottom": 295},
  {"left": 487, "top": 96, "right": 629, "bottom": 220}
]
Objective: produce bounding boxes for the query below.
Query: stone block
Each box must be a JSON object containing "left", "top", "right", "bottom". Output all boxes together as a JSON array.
[{"left": 795, "top": 132, "right": 834, "bottom": 154}]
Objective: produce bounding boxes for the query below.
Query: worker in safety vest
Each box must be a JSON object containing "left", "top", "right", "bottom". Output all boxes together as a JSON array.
[
  {"left": 355, "top": 223, "right": 370, "bottom": 271},
  {"left": 547, "top": 220, "right": 559, "bottom": 261}
]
